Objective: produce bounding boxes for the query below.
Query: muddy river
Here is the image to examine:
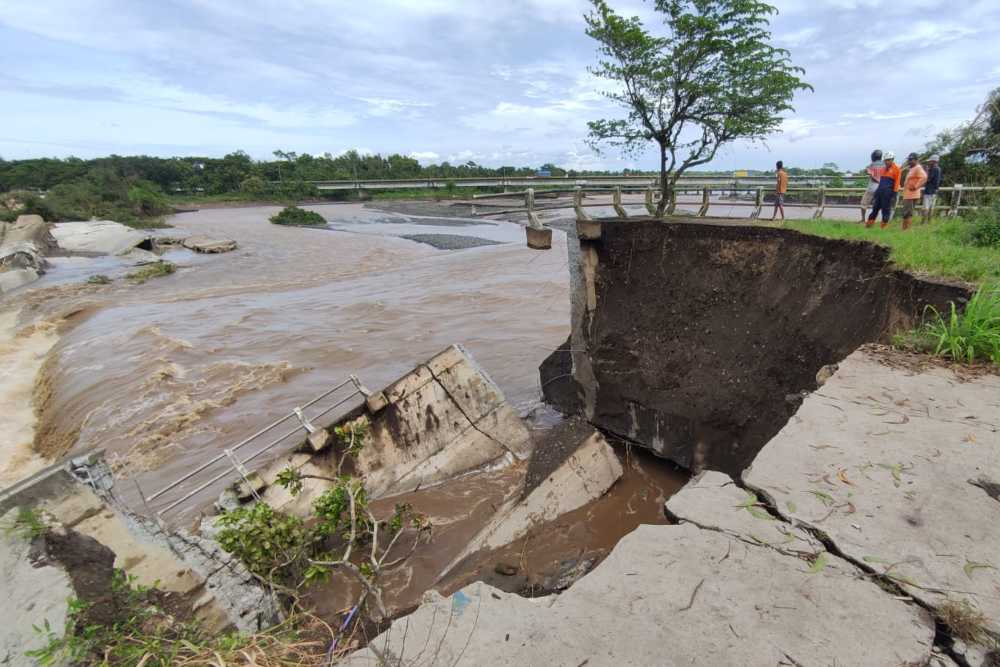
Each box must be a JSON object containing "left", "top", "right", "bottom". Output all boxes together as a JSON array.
[{"left": 1, "top": 204, "right": 570, "bottom": 504}]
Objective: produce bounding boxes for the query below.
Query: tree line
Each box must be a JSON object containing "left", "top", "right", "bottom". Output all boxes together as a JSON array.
[{"left": 0, "top": 151, "right": 584, "bottom": 197}]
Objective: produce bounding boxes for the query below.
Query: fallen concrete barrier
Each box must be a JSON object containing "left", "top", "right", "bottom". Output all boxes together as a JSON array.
[
  {"left": 0, "top": 214, "right": 57, "bottom": 294},
  {"left": 442, "top": 428, "right": 622, "bottom": 576},
  {"left": 182, "top": 236, "right": 238, "bottom": 253},
  {"left": 243, "top": 345, "right": 533, "bottom": 517},
  {"left": 50, "top": 220, "right": 153, "bottom": 256}
]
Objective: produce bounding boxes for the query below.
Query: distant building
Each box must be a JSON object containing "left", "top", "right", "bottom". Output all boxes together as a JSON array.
[{"left": 536, "top": 169, "right": 552, "bottom": 177}]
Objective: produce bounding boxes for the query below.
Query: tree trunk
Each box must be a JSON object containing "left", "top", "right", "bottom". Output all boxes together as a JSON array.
[{"left": 656, "top": 143, "right": 668, "bottom": 217}]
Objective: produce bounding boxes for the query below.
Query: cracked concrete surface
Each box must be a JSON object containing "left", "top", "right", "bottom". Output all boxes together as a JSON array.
[
  {"left": 349, "top": 484, "right": 934, "bottom": 666},
  {"left": 744, "top": 349, "right": 1000, "bottom": 639}
]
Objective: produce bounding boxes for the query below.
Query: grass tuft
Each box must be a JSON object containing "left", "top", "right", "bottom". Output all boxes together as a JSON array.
[
  {"left": 897, "top": 286, "right": 1000, "bottom": 364},
  {"left": 126, "top": 261, "right": 176, "bottom": 284},
  {"left": 938, "top": 598, "right": 989, "bottom": 645}
]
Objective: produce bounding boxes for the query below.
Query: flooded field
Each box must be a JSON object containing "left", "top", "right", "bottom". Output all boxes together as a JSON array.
[{"left": 0, "top": 203, "right": 570, "bottom": 503}]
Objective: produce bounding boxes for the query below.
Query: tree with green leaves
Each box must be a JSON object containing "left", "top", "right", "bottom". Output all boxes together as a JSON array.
[{"left": 585, "top": 0, "right": 811, "bottom": 215}]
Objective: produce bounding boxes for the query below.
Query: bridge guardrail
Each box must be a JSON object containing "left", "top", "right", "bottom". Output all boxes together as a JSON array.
[{"left": 142, "top": 375, "right": 370, "bottom": 517}]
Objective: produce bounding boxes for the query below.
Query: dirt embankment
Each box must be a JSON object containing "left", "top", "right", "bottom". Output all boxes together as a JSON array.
[{"left": 544, "top": 218, "right": 971, "bottom": 476}]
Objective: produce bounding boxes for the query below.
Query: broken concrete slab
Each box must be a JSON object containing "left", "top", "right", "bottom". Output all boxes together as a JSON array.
[
  {"left": 355, "top": 345, "right": 532, "bottom": 498},
  {"left": 743, "top": 348, "right": 1000, "bottom": 637},
  {"left": 0, "top": 267, "right": 39, "bottom": 294},
  {"left": 0, "top": 509, "right": 73, "bottom": 666},
  {"left": 350, "top": 520, "right": 934, "bottom": 666},
  {"left": 666, "top": 469, "right": 828, "bottom": 560},
  {"left": 442, "top": 430, "right": 623, "bottom": 576},
  {"left": 182, "top": 236, "right": 237, "bottom": 253},
  {"left": 50, "top": 220, "right": 152, "bottom": 256},
  {"left": 1, "top": 457, "right": 277, "bottom": 635}
]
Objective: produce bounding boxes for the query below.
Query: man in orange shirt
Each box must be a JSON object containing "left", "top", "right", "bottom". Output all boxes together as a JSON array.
[
  {"left": 771, "top": 160, "right": 788, "bottom": 221},
  {"left": 865, "top": 151, "right": 901, "bottom": 229},
  {"left": 899, "top": 152, "right": 927, "bottom": 230}
]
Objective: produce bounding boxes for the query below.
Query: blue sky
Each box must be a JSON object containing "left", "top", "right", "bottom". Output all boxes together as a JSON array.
[{"left": 1, "top": 0, "right": 998, "bottom": 171}]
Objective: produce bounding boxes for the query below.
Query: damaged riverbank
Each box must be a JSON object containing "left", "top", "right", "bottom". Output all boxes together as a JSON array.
[{"left": 351, "top": 345, "right": 999, "bottom": 666}]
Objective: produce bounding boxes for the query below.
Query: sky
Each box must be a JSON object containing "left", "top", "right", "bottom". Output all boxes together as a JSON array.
[{"left": 1, "top": 0, "right": 998, "bottom": 171}]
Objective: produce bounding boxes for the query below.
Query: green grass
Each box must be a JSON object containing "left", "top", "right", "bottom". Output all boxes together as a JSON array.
[
  {"left": 897, "top": 286, "right": 1000, "bottom": 364},
  {"left": 777, "top": 217, "right": 1000, "bottom": 284},
  {"left": 126, "top": 260, "right": 176, "bottom": 284}
]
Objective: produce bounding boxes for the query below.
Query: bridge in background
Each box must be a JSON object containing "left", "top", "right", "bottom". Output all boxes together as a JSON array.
[{"left": 303, "top": 174, "right": 848, "bottom": 192}]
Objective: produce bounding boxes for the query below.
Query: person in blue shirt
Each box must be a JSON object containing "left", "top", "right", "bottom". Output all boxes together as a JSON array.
[{"left": 921, "top": 155, "right": 942, "bottom": 225}]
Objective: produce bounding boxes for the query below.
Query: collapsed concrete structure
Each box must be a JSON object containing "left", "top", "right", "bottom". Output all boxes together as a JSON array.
[
  {"left": 351, "top": 217, "right": 997, "bottom": 666},
  {"left": 0, "top": 453, "right": 279, "bottom": 662},
  {"left": 351, "top": 346, "right": 999, "bottom": 667},
  {"left": 206, "top": 345, "right": 623, "bottom": 572},
  {"left": 0, "top": 215, "right": 57, "bottom": 294},
  {"left": 543, "top": 217, "right": 970, "bottom": 475}
]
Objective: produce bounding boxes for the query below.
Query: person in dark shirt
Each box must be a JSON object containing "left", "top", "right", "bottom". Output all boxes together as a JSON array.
[{"left": 922, "top": 155, "right": 942, "bottom": 225}]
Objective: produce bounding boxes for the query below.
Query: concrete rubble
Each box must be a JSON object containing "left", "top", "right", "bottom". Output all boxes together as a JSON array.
[
  {"left": 349, "top": 471, "right": 934, "bottom": 666},
  {"left": 49, "top": 220, "right": 153, "bottom": 256},
  {"left": 0, "top": 452, "right": 278, "bottom": 660},
  {"left": 442, "top": 430, "right": 622, "bottom": 576},
  {"left": 181, "top": 236, "right": 238, "bottom": 253},
  {"left": 350, "top": 348, "right": 999, "bottom": 666},
  {"left": 0, "top": 214, "right": 57, "bottom": 294}
]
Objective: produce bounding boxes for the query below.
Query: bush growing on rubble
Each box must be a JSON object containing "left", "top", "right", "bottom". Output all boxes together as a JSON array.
[{"left": 268, "top": 205, "right": 327, "bottom": 227}]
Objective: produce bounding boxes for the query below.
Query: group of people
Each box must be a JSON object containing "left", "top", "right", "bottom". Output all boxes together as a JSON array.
[
  {"left": 769, "top": 154, "right": 943, "bottom": 229},
  {"left": 862, "top": 150, "right": 942, "bottom": 229}
]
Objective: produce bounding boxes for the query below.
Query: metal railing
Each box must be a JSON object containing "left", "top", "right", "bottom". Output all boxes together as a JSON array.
[
  {"left": 297, "top": 174, "right": 852, "bottom": 192},
  {"left": 472, "top": 184, "right": 1000, "bottom": 222},
  {"left": 142, "top": 375, "right": 370, "bottom": 517}
]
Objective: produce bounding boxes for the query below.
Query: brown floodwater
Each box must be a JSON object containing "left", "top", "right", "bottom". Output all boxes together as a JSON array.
[{"left": 0, "top": 203, "right": 569, "bottom": 508}]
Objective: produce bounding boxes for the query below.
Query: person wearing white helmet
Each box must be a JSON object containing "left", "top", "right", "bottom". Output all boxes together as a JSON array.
[{"left": 865, "top": 151, "right": 901, "bottom": 229}]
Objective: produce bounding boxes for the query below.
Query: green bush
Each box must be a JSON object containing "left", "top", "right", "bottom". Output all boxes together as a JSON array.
[
  {"left": 967, "top": 201, "right": 1000, "bottom": 248},
  {"left": 269, "top": 205, "right": 327, "bottom": 226},
  {"left": 126, "top": 180, "right": 171, "bottom": 217},
  {"left": 215, "top": 502, "right": 314, "bottom": 583},
  {"left": 240, "top": 175, "right": 267, "bottom": 196}
]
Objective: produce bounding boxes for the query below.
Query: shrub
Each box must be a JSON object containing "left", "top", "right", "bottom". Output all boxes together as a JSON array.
[
  {"left": 215, "top": 502, "right": 314, "bottom": 583},
  {"left": 240, "top": 175, "right": 267, "bottom": 196},
  {"left": 269, "top": 206, "right": 327, "bottom": 226},
  {"left": 967, "top": 201, "right": 1000, "bottom": 248},
  {"left": 908, "top": 286, "right": 1000, "bottom": 364},
  {"left": 126, "top": 181, "right": 171, "bottom": 217}
]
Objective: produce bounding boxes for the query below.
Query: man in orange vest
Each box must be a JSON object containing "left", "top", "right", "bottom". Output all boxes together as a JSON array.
[
  {"left": 771, "top": 160, "right": 788, "bottom": 221},
  {"left": 900, "top": 152, "right": 928, "bottom": 230},
  {"left": 865, "top": 151, "right": 901, "bottom": 229}
]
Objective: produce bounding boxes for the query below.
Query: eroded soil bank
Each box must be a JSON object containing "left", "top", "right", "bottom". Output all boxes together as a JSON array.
[{"left": 545, "top": 217, "right": 971, "bottom": 475}]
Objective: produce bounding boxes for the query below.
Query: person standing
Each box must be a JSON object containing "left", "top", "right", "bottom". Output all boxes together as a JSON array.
[
  {"left": 922, "top": 154, "right": 942, "bottom": 224},
  {"left": 866, "top": 151, "right": 901, "bottom": 229},
  {"left": 862, "top": 149, "right": 884, "bottom": 221},
  {"left": 900, "top": 153, "right": 927, "bottom": 230},
  {"left": 771, "top": 160, "right": 788, "bottom": 221}
]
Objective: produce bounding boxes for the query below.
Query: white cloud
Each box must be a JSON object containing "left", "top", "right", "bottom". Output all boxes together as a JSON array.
[{"left": 409, "top": 151, "right": 440, "bottom": 163}]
